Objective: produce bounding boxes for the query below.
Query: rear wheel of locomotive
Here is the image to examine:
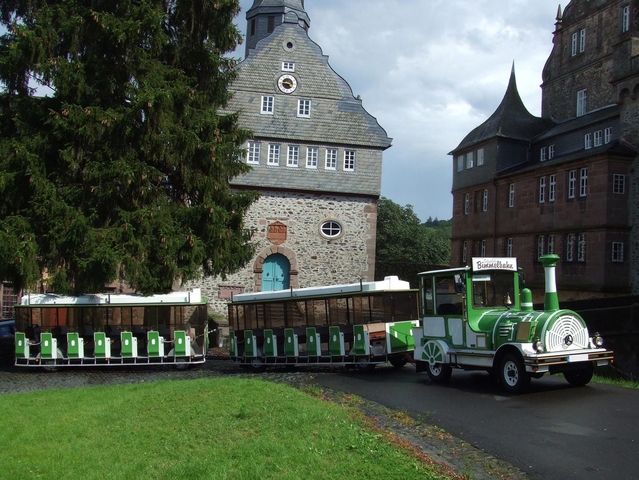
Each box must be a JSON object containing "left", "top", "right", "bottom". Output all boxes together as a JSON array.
[
  {"left": 499, "top": 353, "right": 530, "bottom": 393},
  {"left": 564, "top": 363, "right": 594, "bottom": 387},
  {"left": 427, "top": 362, "right": 452, "bottom": 382}
]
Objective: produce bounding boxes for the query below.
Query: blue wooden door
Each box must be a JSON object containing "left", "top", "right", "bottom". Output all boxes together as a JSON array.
[{"left": 262, "top": 254, "right": 290, "bottom": 291}]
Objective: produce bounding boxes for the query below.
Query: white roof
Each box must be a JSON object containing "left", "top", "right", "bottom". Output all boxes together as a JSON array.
[
  {"left": 20, "top": 289, "right": 203, "bottom": 306},
  {"left": 231, "top": 276, "right": 411, "bottom": 303}
]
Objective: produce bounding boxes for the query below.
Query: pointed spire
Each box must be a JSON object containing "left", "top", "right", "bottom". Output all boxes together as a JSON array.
[
  {"left": 452, "top": 65, "right": 552, "bottom": 152},
  {"left": 555, "top": 4, "right": 563, "bottom": 29}
]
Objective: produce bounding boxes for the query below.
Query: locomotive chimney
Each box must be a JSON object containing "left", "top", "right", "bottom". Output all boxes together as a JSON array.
[{"left": 540, "top": 254, "right": 560, "bottom": 311}]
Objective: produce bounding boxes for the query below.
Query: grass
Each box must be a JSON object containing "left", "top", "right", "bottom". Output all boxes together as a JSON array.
[
  {"left": 0, "top": 378, "right": 452, "bottom": 480},
  {"left": 594, "top": 365, "right": 639, "bottom": 389}
]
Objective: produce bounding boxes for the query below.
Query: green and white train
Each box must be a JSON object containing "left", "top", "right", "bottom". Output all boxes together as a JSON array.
[{"left": 413, "top": 254, "right": 614, "bottom": 392}]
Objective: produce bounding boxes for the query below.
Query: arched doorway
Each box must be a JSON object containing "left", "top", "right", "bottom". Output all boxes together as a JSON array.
[{"left": 261, "top": 254, "right": 290, "bottom": 291}]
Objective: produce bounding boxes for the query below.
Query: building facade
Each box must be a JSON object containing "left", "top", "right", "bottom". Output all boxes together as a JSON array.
[
  {"left": 192, "top": 0, "right": 391, "bottom": 314},
  {"left": 450, "top": 0, "right": 639, "bottom": 301}
]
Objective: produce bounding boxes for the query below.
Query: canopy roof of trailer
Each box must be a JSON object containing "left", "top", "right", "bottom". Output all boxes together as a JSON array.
[
  {"left": 231, "top": 276, "right": 412, "bottom": 303},
  {"left": 19, "top": 289, "right": 206, "bottom": 307}
]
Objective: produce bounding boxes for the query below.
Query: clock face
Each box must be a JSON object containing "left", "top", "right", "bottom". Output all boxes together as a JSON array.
[{"left": 278, "top": 74, "right": 297, "bottom": 94}]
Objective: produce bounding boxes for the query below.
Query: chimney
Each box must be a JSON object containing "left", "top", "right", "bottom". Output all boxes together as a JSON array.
[{"left": 539, "top": 254, "right": 560, "bottom": 311}]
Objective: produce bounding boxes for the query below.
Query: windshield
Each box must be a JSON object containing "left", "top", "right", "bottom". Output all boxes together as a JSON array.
[{"left": 471, "top": 271, "right": 515, "bottom": 309}]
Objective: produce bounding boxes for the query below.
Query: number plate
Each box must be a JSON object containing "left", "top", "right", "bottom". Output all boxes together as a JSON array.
[{"left": 568, "top": 354, "right": 589, "bottom": 363}]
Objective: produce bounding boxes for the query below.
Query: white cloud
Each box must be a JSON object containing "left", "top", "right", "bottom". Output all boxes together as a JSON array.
[{"left": 235, "top": 0, "right": 559, "bottom": 220}]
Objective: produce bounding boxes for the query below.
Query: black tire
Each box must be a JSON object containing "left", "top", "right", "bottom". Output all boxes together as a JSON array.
[
  {"left": 389, "top": 356, "right": 408, "bottom": 369},
  {"left": 356, "top": 357, "right": 376, "bottom": 372},
  {"left": 242, "top": 358, "right": 267, "bottom": 373},
  {"left": 499, "top": 353, "right": 530, "bottom": 393},
  {"left": 426, "top": 362, "right": 452, "bottom": 383},
  {"left": 564, "top": 363, "right": 594, "bottom": 387}
]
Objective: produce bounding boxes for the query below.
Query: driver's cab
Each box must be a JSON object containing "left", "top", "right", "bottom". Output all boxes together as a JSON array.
[{"left": 419, "top": 268, "right": 467, "bottom": 318}]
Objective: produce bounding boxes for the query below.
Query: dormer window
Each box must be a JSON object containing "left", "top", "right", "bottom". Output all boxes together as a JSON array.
[
  {"left": 267, "top": 16, "right": 275, "bottom": 33},
  {"left": 282, "top": 62, "right": 295, "bottom": 72}
]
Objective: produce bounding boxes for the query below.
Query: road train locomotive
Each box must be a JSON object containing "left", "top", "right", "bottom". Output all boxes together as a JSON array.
[
  {"left": 13, "top": 289, "right": 208, "bottom": 368},
  {"left": 229, "top": 254, "right": 613, "bottom": 393}
]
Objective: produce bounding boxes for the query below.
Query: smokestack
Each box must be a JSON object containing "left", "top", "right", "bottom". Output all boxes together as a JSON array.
[{"left": 540, "top": 254, "right": 560, "bottom": 311}]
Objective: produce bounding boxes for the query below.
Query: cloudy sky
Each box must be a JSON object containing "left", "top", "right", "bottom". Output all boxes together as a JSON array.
[{"left": 233, "top": 0, "right": 561, "bottom": 221}]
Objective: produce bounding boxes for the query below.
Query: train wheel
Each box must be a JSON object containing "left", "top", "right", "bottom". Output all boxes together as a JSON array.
[
  {"left": 242, "top": 357, "right": 267, "bottom": 373},
  {"left": 389, "top": 356, "right": 408, "bottom": 369},
  {"left": 356, "top": 357, "right": 376, "bottom": 372},
  {"left": 564, "top": 363, "right": 594, "bottom": 387},
  {"left": 499, "top": 353, "right": 530, "bottom": 393},
  {"left": 427, "top": 362, "right": 452, "bottom": 382}
]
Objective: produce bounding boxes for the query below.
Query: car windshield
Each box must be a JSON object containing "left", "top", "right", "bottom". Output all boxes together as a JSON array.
[{"left": 471, "top": 271, "right": 515, "bottom": 309}]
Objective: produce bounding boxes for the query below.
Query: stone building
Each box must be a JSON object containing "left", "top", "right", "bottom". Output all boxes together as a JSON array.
[
  {"left": 192, "top": 0, "right": 391, "bottom": 314},
  {"left": 450, "top": 0, "right": 639, "bottom": 301}
]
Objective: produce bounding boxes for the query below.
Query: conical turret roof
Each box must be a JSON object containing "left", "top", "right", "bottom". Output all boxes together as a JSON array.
[{"left": 452, "top": 66, "right": 552, "bottom": 153}]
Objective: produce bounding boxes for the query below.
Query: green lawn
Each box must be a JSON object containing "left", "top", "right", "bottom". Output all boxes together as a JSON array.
[{"left": 0, "top": 378, "right": 451, "bottom": 480}]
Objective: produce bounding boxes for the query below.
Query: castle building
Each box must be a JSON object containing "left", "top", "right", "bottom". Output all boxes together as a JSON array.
[
  {"left": 194, "top": 0, "right": 391, "bottom": 314},
  {"left": 450, "top": 0, "right": 639, "bottom": 301}
]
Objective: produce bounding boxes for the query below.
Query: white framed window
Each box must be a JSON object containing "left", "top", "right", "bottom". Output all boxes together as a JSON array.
[
  {"left": 571, "top": 32, "right": 578, "bottom": 56},
  {"left": 466, "top": 151, "right": 474, "bottom": 169},
  {"left": 604, "top": 127, "right": 612, "bottom": 144},
  {"left": 579, "top": 28, "right": 586, "bottom": 52},
  {"left": 287, "top": 145, "right": 299, "bottom": 167},
  {"left": 481, "top": 239, "right": 486, "bottom": 257},
  {"left": 464, "top": 193, "right": 470, "bottom": 214},
  {"left": 580, "top": 168, "right": 588, "bottom": 197},
  {"left": 508, "top": 183, "right": 515, "bottom": 208},
  {"left": 344, "top": 150, "right": 355, "bottom": 171},
  {"left": 547, "top": 235, "right": 555, "bottom": 255},
  {"left": 594, "top": 130, "right": 602, "bottom": 147},
  {"left": 297, "top": 99, "right": 311, "bottom": 118},
  {"left": 482, "top": 189, "right": 488, "bottom": 212},
  {"left": 612, "top": 242, "right": 625, "bottom": 262},
  {"left": 506, "top": 238, "right": 513, "bottom": 257},
  {"left": 577, "top": 233, "right": 586, "bottom": 262},
  {"left": 549, "top": 144, "right": 555, "bottom": 159},
  {"left": 584, "top": 133, "right": 592, "bottom": 149},
  {"left": 566, "top": 233, "right": 575, "bottom": 262},
  {"left": 457, "top": 156, "right": 464, "bottom": 172},
  {"left": 306, "top": 147, "right": 318, "bottom": 169},
  {"left": 577, "top": 89, "right": 587, "bottom": 116},
  {"left": 320, "top": 220, "right": 342, "bottom": 239},
  {"left": 549, "top": 174, "right": 556, "bottom": 202},
  {"left": 462, "top": 241, "right": 468, "bottom": 263},
  {"left": 247, "top": 142, "right": 261, "bottom": 164},
  {"left": 613, "top": 174, "right": 625, "bottom": 194},
  {"left": 261, "top": 96, "right": 274, "bottom": 114},
  {"left": 282, "top": 61, "right": 295, "bottom": 72},
  {"left": 537, "top": 235, "right": 545, "bottom": 260},
  {"left": 325, "top": 148, "right": 337, "bottom": 170},
  {"left": 540, "top": 147, "right": 547, "bottom": 162},
  {"left": 477, "top": 148, "right": 484, "bottom": 166},
  {"left": 268, "top": 144, "right": 280, "bottom": 165},
  {"left": 568, "top": 170, "right": 576, "bottom": 199},
  {"left": 539, "top": 177, "right": 546, "bottom": 203},
  {"left": 622, "top": 5, "right": 631, "bottom": 33}
]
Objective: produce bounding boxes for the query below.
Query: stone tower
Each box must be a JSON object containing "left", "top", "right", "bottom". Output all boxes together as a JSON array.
[{"left": 194, "top": 0, "right": 392, "bottom": 315}]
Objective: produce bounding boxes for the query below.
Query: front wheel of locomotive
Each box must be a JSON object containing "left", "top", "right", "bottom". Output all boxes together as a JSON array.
[
  {"left": 499, "top": 353, "right": 530, "bottom": 393},
  {"left": 564, "top": 363, "right": 594, "bottom": 387}
]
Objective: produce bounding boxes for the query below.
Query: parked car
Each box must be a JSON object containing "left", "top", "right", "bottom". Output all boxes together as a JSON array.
[{"left": 0, "top": 319, "right": 15, "bottom": 364}]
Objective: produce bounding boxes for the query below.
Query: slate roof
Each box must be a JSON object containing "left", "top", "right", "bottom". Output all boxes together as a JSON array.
[
  {"left": 246, "top": 0, "right": 310, "bottom": 28},
  {"left": 226, "top": 16, "right": 391, "bottom": 196},
  {"left": 451, "top": 67, "right": 554, "bottom": 154}
]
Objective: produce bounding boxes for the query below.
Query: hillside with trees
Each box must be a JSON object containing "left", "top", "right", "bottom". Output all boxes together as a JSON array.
[{"left": 375, "top": 197, "right": 450, "bottom": 287}]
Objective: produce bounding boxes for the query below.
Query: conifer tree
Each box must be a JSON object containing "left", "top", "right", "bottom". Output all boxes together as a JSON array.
[{"left": 0, "top": 0, "right": 257, "bottom": 294}]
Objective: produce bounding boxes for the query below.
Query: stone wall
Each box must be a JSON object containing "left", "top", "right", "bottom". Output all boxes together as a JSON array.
[{"left": 189, "top": 191, "right": 377, "bottom": 316}]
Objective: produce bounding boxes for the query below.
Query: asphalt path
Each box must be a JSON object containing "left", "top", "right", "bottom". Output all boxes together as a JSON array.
[{"left": 311, "top": 366, "right": 639, "bottom": 480}]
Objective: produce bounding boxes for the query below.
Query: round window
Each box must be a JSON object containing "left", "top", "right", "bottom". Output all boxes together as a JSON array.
[{"left": 320, "top": 220, "right": 342, "bottom": 239}]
